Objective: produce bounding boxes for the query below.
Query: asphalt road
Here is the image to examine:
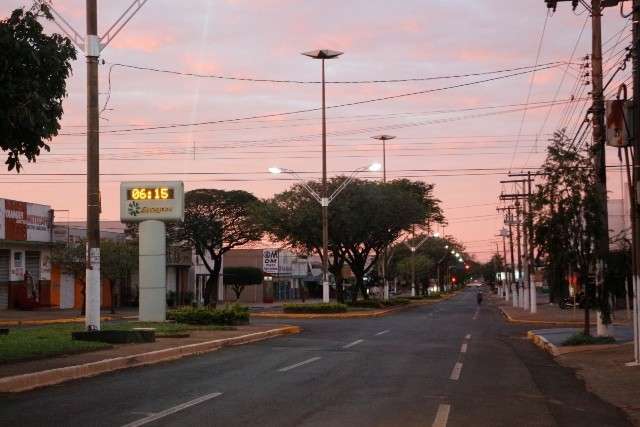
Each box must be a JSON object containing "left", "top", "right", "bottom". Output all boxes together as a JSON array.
[{"left": 0, "top": 288, "right": 632, "bottom": 427}]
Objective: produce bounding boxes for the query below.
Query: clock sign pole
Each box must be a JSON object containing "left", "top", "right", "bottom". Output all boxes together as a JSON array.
[{"left": 121, "top": 181, "right": 184, "bottom": 321}]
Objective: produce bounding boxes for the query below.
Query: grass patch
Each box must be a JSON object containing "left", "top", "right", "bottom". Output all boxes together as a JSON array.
[
  {"left": 283, "top": 303, "right": 347, "bottom": 314},
  {"left": 0, "top": 321, "right": 240, "bottom": 364},
  {"left": 562, "top": 332, "right": 616, "bottom": 346},
  {"left": 0, "top": 324, "right": 111, "bottom": 364}
]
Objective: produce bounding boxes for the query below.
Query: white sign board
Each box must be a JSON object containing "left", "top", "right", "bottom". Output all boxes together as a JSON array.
[
  {"left": 120, "top": 181, "right": 185, "bottom": 222},
  {"left": 263, "top": 249, "right": 279, "bottom": 274},
  {"left": 605, "top": 100, "right": 631, "bottom": 148}
]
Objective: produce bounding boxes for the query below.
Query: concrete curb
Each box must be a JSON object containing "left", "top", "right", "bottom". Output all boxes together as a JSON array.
[
  {"left": 251, "top": 295, "right": 457, "bottom": 320},
  {"left": 526, "top": 330, "right": 631, "bottom": 357},
  {"left": 499, "top": 307, "right": 628, "bottom": 327},
  {"left": 0, "top": 316, "right": 114, "bottom": 327},
  {"left": 527, "top": 330, "right": 560, "bottom": 356},
  {"left": 0, "top": 325, "right": 301, "bottom": 393}
]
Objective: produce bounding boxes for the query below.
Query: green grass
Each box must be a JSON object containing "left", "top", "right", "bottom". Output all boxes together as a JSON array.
[
  {"left": 0, "top": 321, "right": 238, "bottom": 364},
  {"left": 0, "top": 324, "right": 111, "bottom": 364},
  {"left": 283, "top": 303, "right": 348, "bottom": 314},
  {"left": 562, "top": 332, "right": 616, "bottom": 346}
]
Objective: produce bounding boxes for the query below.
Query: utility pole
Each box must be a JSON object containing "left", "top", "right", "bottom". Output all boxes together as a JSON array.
[
  {"left": 515, "top": 201, "right": 524, "bottom": 308},
  {"left": 502, "top": 229, "right": 511, "bottom": 301},
  {"left": 47, "top": 1, "right": 149, "bottom": 330},
  {"left": 545, "top": 0, "right": 614, "bottom": 336},
  {"left": 630, "top": 0, "right": 640, "bottom": 366}
]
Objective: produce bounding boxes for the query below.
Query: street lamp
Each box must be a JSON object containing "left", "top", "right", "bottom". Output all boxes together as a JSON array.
[
  {"left": 302, "top": 49, "right": 343, "bottom": 303},
  {"left": 269, "top": 162, "right": 379, "bottom": 302},
  {"left": 371, "top": 135, "right": 396, "bottom": 183}
]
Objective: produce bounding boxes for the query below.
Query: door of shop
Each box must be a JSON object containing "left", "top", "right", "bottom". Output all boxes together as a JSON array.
[
  {"left": 0, "top": 249, "right": 9, "bottom": 309},
  {"left": 60, "top": 273, "right": 75, "bottom": 309}
]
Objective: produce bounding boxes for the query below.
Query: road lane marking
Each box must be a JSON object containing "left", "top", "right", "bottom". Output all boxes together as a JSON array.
[
  {"left": 343, "top": 339, "right": 364, "bottom": 349},
  {"left": 121, "top": 392, "right": 222, "bottom": 427},
  {"left": 465, "top": 334, "right": 471, "bottom": 340},
  {"left": 277, "top": 356, "right": 322, "bottom": 372},
  {"left": 460, "top": 343, "right": 468, "bottom": 354},
  {"left": 449, "top": 362, "right": 463, "bottom": 381},
  {"left": 432, "top": 403, "right": 451, "bottom": 427},
  {"left": 375, "top": 330, "right": 389, "bottom": 336},
  {"left": 472, "top": 308, "right": 480, "bottom": 320}
]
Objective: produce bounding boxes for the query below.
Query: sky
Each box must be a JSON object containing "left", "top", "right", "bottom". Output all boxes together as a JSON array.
[{"left": 1, "top": 0, "right": 634, "bottom": 261}]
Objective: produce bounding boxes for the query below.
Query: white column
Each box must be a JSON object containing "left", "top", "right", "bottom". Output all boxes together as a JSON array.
[
  {"left": 85, "top": 246, "right": 101, "bottom": 330},
  {"left": 530, "top": 281, "right": 537, "bottom": 314},
  {"left": 512, "top": 283, "right": 518, "bottom": 307},
  {"left": 139, "top": 220, "right": 166, "bottom": 322},
  {"left": 322, "top": 280, "right": 330, "bottom": 303}
]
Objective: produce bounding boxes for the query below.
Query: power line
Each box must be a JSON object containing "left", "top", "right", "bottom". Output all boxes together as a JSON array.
[{"left": 61, "top": 63, "right": 565, "bottom": 136}]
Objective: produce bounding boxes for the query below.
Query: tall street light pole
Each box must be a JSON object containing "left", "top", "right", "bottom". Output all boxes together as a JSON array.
[
  {"left": 302, "top": 50, "right": 343, "bottom": 303},
  {"left": 372, "top": 135, "right": 396, "bottom": 300}
]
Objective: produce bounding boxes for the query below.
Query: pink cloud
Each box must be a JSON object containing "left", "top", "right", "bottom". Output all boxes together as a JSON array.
[{"left": 111, "top": 32, "right": 175, "bottom": 53}]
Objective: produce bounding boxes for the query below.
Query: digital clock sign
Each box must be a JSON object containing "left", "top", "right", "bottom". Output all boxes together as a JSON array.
[
  {"left": 120, "top": 181, "right": 184, "bottom": 222},
  {"left": 127, "top": 187, "right": 174, "bottom": 201}
]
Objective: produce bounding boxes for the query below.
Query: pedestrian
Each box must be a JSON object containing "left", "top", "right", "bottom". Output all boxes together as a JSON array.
[{"left": 476, "top": 291, "right": 483, "bottom": 306}]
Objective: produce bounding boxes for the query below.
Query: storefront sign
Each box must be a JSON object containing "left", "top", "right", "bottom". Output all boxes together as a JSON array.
[
  {"left": 263, "top": 249, "right": 279, "bottom": 274},
  {"left": 0, "top": 199, "right": 52, "bottom": 242},
  {"left": 120, "top": 181, "right": 184, "bottom": 222}
]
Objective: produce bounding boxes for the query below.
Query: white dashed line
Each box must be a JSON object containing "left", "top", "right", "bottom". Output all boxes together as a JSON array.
[
  {"left": 449, "top": 362, "right": 463, "bottom": 381},
  {"left": 121, "top": 392, "right": 223, "bottom": 427},
  {"left": 432, "top": 403, "right": 451, "bottom": 427},
  {"left": 460, "top": 343, "right": 468, "bottom": 354},
  {"left": 375, "top": 330, "right": 390, "bottom": 336},
  {"left": 277, "top": 357, "right": 322, "bottom": 372},
  {"left": 465, "top": 334, "right": 471, "bottom": 340},
  {"left": 343, "top": 339, "right": 364, "bottom": 349},
  {"left": 472, "top": 308, "right": 480, "bottom": 320}
]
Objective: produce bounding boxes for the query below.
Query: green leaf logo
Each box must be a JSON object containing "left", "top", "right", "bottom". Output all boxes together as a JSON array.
[{"left": 128, "top": 201, "right": 141, "bottom": 217}]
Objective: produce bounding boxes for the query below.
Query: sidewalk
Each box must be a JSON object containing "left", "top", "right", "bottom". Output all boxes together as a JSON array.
[
  {"left": 493, "top": 293, "right": 632, "bottom": 326},
  {"left": 0, "top": 323, "right": 300, "bottom": 393},
  {"left": 0, "top": 308, "right": 138, "bottom": 326}
]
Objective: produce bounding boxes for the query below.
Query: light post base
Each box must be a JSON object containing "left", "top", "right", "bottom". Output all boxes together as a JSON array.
[
  {"left": 322, "top": 281, "right": 330, "bottom": 303},
  {"left": 411, "top": 286, "right": 415, "bottom": 297}
]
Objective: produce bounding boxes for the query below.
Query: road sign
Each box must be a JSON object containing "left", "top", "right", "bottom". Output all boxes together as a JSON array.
[{"left": 120, "top": 181, "right": 184, "bottom": 222}]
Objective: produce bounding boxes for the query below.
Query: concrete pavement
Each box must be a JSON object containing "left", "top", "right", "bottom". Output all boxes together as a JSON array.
[{"left": 0, "top": 288, "right": 631, "bottom": 427}]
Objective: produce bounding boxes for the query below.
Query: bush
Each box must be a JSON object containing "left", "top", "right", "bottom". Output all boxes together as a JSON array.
[
  {"left": 348, "top": 298, "right": 410, "bottom": 309},
  {"left": 562, "top": 332, "right": 615, "bottom": 346},
  {"left": 283, "top": 303, "right": 347, "bottom": 313},
  {"left": 167, "top": 304, "right": 250, "bottom": 325}
]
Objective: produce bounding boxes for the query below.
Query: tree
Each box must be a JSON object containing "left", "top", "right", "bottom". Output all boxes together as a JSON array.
[
  {"left": 101, "top": 240, "right": 138, "bottom": 314},
  {"left": 530, "top": 130, "right": 605, "bottom": 335},
  {"left": 261, "top": 178, "right": 442, "bottom": 302},
  {"left": 224, "top": 267, "right": 263, "bottom": 300},
  {"left": 0, "top": 4, "right": 76, "bottom": 171},
  {"left": 51, "top": 241, "right": 86, "bottom": 314},
  {"left": 169, "top": 189, "right": 263, "bottom": 306}
]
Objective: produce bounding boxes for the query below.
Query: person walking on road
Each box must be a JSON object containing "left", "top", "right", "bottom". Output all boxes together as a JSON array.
[{"left": 476, "top": 291, "right": 483, "bottom": 306}]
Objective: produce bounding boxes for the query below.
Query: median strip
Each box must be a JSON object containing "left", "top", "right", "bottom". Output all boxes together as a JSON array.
[
  {"left": 121, "top": 392, "right": 223, "bottom": 427},
  {"left": 277, "top": 356, "right": 322, "bottom": 372}
]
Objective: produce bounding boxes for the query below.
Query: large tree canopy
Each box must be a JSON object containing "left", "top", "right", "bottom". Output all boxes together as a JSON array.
[
  {"left": 169, "top": 189, "right": 263, "bottom": 305},
  {"left": 260, "top": 177, "right": 443, "bottom": 301},
  {"left": 0, "top": 5, "right": 76, "bottom": 171}
]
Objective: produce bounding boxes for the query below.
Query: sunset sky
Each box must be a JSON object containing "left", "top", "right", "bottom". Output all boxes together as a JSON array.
[{"left": 1, "top": 0, "right": 633, "bottom": 261}]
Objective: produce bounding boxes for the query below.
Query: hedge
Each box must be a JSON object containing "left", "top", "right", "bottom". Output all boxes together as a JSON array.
[
  {"left": 562, "top": 332, "right": 615, "bottom": 346},
  {"left": 283, "top": 303, "right": 347, "bottom": 314},
  {"left": 347, "top": 298, "right": 411, "bottom": 309},
  {"left": 167, "top": 304, "right": 250, "bottom": 325}
]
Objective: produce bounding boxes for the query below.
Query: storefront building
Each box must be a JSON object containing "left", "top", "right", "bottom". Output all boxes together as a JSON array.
[{"left": 0, "top": 198, "right": 54, "bottom": 309}]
